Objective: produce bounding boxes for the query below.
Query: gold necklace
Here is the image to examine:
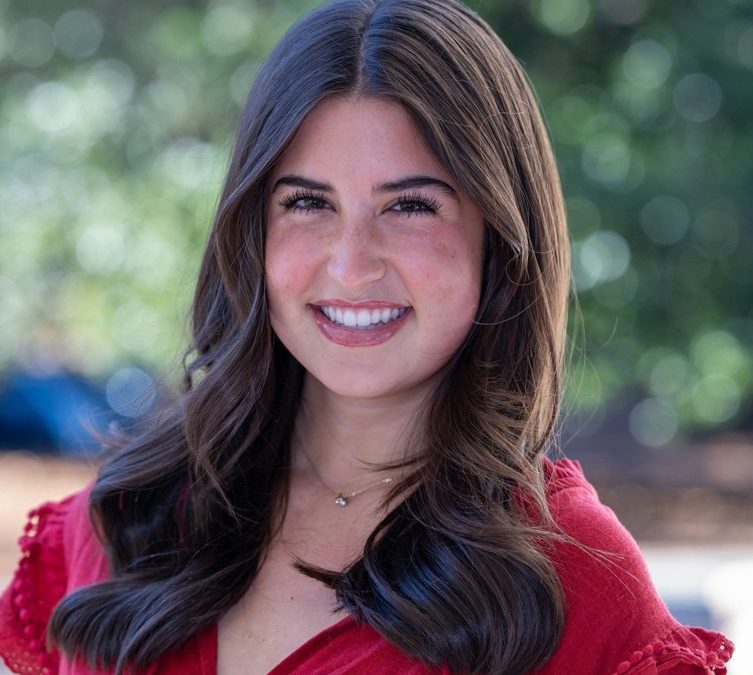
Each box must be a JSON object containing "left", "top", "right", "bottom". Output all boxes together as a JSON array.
[
  {"left": 298, "top": 446, "right": 394, "bottom": 507},
  {"left": 331, "top": 477, "right": 394, "bottom": 507}
]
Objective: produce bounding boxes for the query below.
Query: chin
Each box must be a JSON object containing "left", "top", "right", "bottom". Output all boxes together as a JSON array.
[
  {"left": 308, "top": 365, "right": 439, "bottom": 402},
  {"left": 317, "top": 378, "right": 403, "bottom": 400}
]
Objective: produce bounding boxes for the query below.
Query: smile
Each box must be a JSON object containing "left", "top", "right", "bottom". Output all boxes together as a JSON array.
[
  {"left": 310, "top": 302, "right": 412, "bottom": 347},
  {"left": 319, "top": 305, "right": 408, "bottom": 329}
]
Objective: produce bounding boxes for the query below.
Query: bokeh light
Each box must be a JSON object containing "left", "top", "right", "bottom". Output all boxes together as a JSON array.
[
  {"left": 574, "top": 230, "right": 631, "bottom": 291},
  {"left": 105, "top": 367, "right": 156, "bottom": 418},
  {"left": 673, "top": 73, "right": 723, "bottom": 123},
  {"left": 8, "top": 18, "right": 55, "bottom": 68},
  {"left": 202, "top": 5, "right": 256, "bottom": 56},
  {"left": 622, "top": 39, "right": 672, "bottom": 89},
  {"left": 533, "top": 0, "right": 591, "bottom": 35},
  {"left": 641, "top": 195, "right": 690, "bottom": 245},
  {"left": 629, "top": 397, "right": 680, "bottom": 447},
  {"left": 54, "top": 10, "right": 103, "bottom": 60},
  {"left": 598, "top": 0, "right": 648, "bottom": 25}
]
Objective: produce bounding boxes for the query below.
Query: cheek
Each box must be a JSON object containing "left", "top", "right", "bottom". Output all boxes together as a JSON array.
[
  {"left": 398, "top": 227, "right": 483, "bottom": 359},
  {"left": 265, "top": 227, "right": 317, "bottom": 306},
  {"left": 450, "top": 224, "right": 485, "bottom": 305},
  {"left": 434, "top": 260, "right": 482, "bottom": 356},
  {"left": 409, "top": 226, "right": 484, "bottom": 306}
]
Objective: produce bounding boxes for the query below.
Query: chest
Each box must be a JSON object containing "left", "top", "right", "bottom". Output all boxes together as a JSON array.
[
  {"left": 216, "top": 493, "right": 379, "bottom": 674},
  {"left": 216, "top": 550, "right": 348, "bottom": 674}
]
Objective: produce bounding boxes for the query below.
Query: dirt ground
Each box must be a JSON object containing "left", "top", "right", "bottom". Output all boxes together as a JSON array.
[{"left": 0, "top": 452, "right": 95, "bottom": 582}]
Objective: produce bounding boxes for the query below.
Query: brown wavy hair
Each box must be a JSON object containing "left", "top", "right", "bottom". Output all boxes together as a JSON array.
[{"left": 49, "top": 0, "right": 571, "bottom": 672}]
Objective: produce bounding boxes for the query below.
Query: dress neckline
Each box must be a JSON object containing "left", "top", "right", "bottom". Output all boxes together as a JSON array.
[{"left": 206, "top": 613, "right": 356, "bottom": 674}]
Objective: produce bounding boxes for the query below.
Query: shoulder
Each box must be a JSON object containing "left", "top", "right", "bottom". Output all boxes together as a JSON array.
[
  {"left": 532, "top": 457, "right": 734, "bottom": 674},
  {"left": 0, "top": 481, "right": 108, "bottom": 674}
]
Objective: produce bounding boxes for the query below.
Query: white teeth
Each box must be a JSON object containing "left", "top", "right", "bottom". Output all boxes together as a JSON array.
[
  {"left": 320, "top": 305, "right": 407, "bottom": 329},
  {"left": 356, "top": 309, "right": 371, "bottom": 327},
  {"left": 343, "top": 309, "right": 357, "bottom": 327}
]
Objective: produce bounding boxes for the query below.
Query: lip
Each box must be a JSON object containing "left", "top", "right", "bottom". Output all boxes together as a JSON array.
[{"left": 310, "top": 303, "right": 412, "bottom": 347}]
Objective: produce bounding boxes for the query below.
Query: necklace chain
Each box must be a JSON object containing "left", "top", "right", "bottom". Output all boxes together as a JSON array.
[
  {"left": 333, "top": 476, "right": 394, "bottom": 507},
  {"left": 298, "top": 445, "right": 394, "bottom": 507}
]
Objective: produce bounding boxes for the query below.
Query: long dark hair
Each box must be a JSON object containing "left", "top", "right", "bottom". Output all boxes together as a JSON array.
[{"left": 49, "top": 0, "right": 571, "bottom": 673}]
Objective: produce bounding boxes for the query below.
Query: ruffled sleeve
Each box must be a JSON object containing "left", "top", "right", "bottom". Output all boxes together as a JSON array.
[
  {"left": 0, "top": 496, "right": 74, "bottom": 674},
  {"left": 534, "top": 457, "right": 735, "bottom": 674},
  {"left": 613, "top": 625, "right": 734, "bottom": 674}
]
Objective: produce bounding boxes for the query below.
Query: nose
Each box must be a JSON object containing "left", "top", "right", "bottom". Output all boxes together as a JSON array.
[{"left": 326, "top": 217, "right": 387, "bottom": 290}]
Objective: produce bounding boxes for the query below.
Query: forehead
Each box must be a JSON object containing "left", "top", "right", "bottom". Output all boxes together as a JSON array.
[{"left": 272, "top": 95, "right": 454, "bottom": 185}]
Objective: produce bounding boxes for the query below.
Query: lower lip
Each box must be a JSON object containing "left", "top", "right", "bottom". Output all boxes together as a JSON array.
[{"left": 311, "top": 307, "right": 411, "bottom": 347}]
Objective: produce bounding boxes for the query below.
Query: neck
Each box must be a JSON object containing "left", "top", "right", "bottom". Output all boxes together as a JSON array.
[{"left": 290, "top": 374, "right": 431, "bottom": 490}]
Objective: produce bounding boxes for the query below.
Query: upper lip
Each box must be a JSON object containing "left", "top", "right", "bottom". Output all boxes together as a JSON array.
[{"left": 312, "top": 299, "right": 410, "bottom": 309}]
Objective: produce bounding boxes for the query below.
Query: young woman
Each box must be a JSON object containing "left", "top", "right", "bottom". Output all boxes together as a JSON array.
[{"left": 0, "top": 0, "right": 734, "bottom": 673}]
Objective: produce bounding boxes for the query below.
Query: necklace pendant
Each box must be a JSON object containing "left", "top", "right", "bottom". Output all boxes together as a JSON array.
[{"left": 334, "top": 494, "right": 349, "bottom": 507}]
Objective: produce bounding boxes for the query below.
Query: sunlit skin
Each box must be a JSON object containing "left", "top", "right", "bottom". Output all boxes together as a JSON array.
[{"left": 265, "top": 95, "right": 486, "bottom": 487}]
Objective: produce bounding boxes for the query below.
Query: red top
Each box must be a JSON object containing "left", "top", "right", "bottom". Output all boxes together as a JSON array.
[{"left": 0, "top": 458, "right": 734, "bottom": 674}]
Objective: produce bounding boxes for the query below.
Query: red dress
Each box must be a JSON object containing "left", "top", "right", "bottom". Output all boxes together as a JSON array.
[{"left": 0, "top": 458, "right": 735, "bottom": 674}]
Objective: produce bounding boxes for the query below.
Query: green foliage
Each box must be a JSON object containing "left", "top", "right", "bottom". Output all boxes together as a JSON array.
[
  {"left": 1, "top": 0, "right": 751, "bottom": 441},
  {"left": 483, "top": 0, "right": 753, "bottom": 437},
  {"left": 0, "top": 0, "right": 320, "bottom": 387}
]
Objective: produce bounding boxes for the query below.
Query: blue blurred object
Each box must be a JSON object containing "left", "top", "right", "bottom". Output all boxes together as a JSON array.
[
  {"left": 0, "top": 369, "right": 110, "bottom": 457},
  {"left": 665, "top": 600, "right": 714, "bottom": 629}
]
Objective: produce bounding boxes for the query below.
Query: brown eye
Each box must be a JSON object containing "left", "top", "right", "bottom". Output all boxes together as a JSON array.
[
  {"left": 278, "top": 190, "right": 330, "bottom": 213},
  {"left": 392, "top": 192, "right": 441, "bottom": 216},
  {"left": 394, "top": 200, "right": 431, "bottom": 214}
]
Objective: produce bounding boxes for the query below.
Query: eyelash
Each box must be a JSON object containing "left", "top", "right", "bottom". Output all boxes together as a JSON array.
[
  {"left": 277, "top": 190, "right": 329, "bottom": 214},
  {"left": 277, "top": 189, "right": 442, "bottom": 216}
]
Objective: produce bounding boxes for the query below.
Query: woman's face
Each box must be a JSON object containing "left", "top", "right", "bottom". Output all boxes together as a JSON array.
[{"left": 265, "top": 96, "right": 485, "bottom": 401}]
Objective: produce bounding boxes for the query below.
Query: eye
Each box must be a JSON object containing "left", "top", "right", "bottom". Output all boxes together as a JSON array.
[
  {"left": 391, "top": 191, "right": 442, "bottom": 217},
  {"left": 278, "top": 189, "right": 331, "bottom": 213}
]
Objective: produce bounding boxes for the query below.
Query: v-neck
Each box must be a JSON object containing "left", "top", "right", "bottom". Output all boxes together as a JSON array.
[{"left": 205, "top": 614, "right": 356, "bottom": 674}]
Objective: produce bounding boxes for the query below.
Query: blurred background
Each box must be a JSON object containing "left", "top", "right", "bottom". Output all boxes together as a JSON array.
[{"left": 0, "top": 0, "right": 751, "bottom": 671}]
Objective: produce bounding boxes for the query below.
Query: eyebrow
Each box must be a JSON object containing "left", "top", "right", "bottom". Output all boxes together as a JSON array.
[{"left": 271, "top": 174, "right": 460, "bottom": 202}]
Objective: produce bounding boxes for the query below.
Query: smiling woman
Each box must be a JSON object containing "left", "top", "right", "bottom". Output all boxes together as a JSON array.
[{"left": 0, "top": 0, "right": 734, "bottom": 674}]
